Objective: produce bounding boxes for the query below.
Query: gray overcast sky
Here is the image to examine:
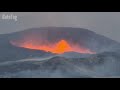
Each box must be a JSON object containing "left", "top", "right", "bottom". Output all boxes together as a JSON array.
[{"left": 0, "top": 12, "right": 120, "bottom": 42}]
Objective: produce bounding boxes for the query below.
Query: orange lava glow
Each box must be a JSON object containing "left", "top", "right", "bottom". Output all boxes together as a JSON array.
[{"left": 10, "top": 39, "right": 96, "bottom": 54}]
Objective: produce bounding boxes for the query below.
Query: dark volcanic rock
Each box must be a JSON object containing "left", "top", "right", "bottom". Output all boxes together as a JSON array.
[
  {"left": 8, "top": 27, "right": 120, "bottom": 53},
  {"left": 0, "top": 27, "right": 120, "bottom": 78}
]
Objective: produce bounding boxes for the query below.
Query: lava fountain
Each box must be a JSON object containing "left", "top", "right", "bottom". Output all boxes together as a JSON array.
[{"left": 10, "top": 39, "right": 96, "bottom": 54}]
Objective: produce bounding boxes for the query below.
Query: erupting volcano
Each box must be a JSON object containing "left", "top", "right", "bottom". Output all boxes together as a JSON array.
[
  {"left": 10, "top": 39, "right": 96, "bottom": 54},
  {"left": 1, "top": 27, "right": 120, "bottom": 78}
]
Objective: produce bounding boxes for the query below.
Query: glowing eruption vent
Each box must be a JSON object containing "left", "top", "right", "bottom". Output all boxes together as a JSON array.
[{"left": 11, "top": 39, "right": 96, "bottom": 54}]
